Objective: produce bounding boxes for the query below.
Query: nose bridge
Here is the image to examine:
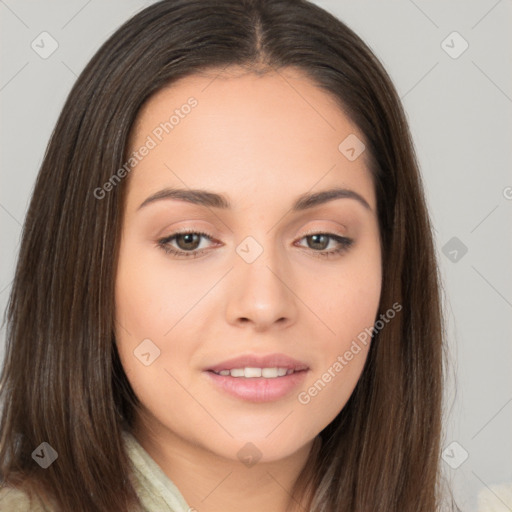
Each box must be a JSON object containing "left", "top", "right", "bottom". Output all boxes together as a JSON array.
[
  {"left": 236, "top": 232, "right": 286, "bottom": 295},
  {"left": 226, "top": 232, "right": 296, "bottom": 328}
]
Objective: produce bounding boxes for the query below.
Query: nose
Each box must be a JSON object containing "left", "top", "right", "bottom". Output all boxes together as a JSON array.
[{"left": 225, "top": 242, "right": 298, "bottom": 332}]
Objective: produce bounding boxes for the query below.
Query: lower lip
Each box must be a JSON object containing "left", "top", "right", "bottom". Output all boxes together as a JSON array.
[{"left": 203, "top": 370, "right": 309, "bottom": 403}]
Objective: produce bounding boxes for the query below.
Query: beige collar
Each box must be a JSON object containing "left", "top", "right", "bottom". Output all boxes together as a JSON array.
[{"left": 122, "top": 430, "right": 192, "bottom": 512}]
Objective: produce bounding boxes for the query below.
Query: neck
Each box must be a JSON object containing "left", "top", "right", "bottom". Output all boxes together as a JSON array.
[{"left": 132, "top": 416, "right": 318, "bottom": 512}]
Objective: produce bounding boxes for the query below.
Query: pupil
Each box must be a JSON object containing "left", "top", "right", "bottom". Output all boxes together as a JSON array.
[
  {"left": 178, "top": 233, "right": 199, "bottom": 250},
  {"left": 312, "top": 235, "right": 325, "bottom": 248},
  {"left": 310, "top": 234, "right": 327, "bottom": 250}
]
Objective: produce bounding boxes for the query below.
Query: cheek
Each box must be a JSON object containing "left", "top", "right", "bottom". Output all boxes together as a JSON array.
[
  {"left": 295, "top": 241, "right": 381, "bottom": 434},
  {"left": 113, "top": 237, "right": 200, "bottom": 403},
  {"left": 307, "top": 232, "right": 382, "bottom": 349},
  {"left": 114, "top": 235, "right": 210, "bottom": 342}
]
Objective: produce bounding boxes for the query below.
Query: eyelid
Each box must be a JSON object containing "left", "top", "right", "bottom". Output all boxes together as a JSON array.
[{"left": 299, "top": 226, "right": 347, "bottom": 238}]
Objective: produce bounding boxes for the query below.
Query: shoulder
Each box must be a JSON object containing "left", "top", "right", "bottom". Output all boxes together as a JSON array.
[
  {"left": 0, "top": 485, "right": 53, "bottom": 511},
  {"left": 477, "top": 482, "right": 512, "bottom": 511}
]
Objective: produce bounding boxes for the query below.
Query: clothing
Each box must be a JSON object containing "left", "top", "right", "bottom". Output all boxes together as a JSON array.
[
  {"left": 0, "top": 431, "right": 191, "bottom": 511},
  {"left": 122, "top": 430, "right": 191, "bottom": 511},
  {"left": 477, "top": 482, "right": 512, "bottom": 512}
]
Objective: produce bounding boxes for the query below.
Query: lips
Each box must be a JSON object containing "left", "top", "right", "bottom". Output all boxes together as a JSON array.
[
  {"left": 203, "top": 353, "right": 310, "bottom": 403},
  {"left": 205, "top": 353, "right": 309, "bottom": 373}
]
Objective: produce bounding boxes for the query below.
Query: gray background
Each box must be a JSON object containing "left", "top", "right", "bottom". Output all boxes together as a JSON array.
[{"left": 1, "top": 1, "right": 511, "bottom": 510}]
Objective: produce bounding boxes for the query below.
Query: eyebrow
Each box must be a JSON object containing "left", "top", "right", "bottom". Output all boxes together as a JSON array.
[{"left": 137, "top": 186, "right": 372, "bottom": 212}]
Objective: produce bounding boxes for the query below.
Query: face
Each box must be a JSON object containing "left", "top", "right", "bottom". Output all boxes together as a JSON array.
[{"left": 114, "top": 67, "right": 382, "bottom": 463}]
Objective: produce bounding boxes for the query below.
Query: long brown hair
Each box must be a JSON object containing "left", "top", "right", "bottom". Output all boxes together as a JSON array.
[{"left": 0, "top": 0, "right": 453, "bottom": 510}]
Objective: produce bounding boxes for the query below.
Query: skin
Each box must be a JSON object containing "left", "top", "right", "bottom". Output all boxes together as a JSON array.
[{"left": 115, "top": 66, "right": 382, "bottom": 512}]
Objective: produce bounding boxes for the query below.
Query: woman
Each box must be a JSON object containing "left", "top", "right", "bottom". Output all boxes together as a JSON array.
[{"left": 0, "top": 0, "right": 456, "bottom": 510}]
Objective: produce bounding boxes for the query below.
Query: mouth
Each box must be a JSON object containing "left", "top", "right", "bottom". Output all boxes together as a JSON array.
[
  {"left": 210, "top": 367, "right": 302, "bottom": 378},
  {"left": 203, "top": 353, "right": 309, "bottom": 403}
]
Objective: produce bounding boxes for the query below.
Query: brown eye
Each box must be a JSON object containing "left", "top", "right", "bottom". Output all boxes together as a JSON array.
[
  {"left": 306, "top": 234, "right": 330, "bottom": 251},
  {"left": 157, "top": 230, "right": 216, "bottom": 259},
  {"left": 296, "top": 233, "right": 353, "bottom": 258},
  {"left": 175, "top": 233, "right": 202, "bottom": 251}
]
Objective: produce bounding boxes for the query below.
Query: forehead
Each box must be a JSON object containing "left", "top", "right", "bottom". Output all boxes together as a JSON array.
[{"left": 125, "top": 67, "right": 375, "bottom": 211}]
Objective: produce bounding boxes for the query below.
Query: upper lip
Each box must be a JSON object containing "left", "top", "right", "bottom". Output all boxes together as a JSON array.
[{"left": 205, "top": 353, "right": 309, "bottom": 372}]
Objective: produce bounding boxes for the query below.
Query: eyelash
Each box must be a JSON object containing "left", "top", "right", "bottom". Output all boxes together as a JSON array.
[{"left": 157, "top": 229, "right": 353, "bottom": 259}]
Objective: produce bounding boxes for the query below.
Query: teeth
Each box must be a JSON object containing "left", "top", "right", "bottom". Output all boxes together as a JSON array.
[
  {"left": 244, "top": 367, "right": 261, "bottom": 378},
  {"left": 262, "top": 368, "right": 277, "bottom": 378},
  {"left": 214, "top": 367, "right": 297, "bottom": 378}
]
